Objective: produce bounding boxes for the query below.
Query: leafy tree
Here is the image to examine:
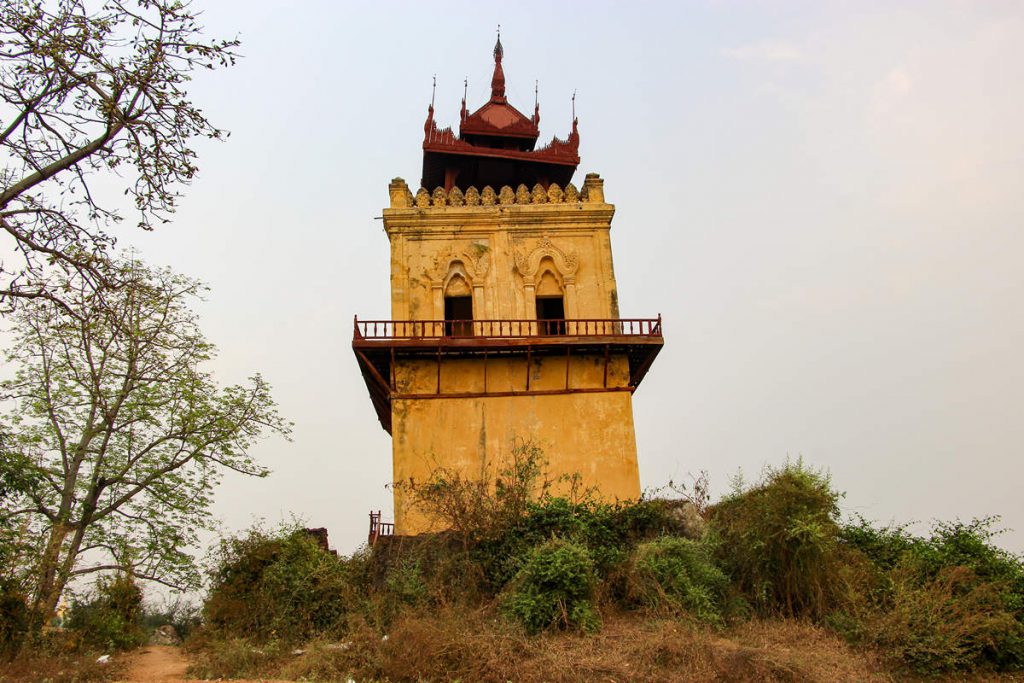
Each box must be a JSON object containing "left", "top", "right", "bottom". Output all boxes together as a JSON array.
[
  {"left": 0, "top": 258, "right": 290, "bottom": 621},
  {"left": 0, "top": 0, "right": 237, "bottom": 308}
]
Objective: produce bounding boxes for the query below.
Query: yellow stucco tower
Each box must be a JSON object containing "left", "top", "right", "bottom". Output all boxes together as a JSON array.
[{"left": 355, "top": 36, "right": 663, "bottom": 537}]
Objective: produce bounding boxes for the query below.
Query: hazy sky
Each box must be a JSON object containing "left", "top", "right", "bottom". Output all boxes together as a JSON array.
[{"left": 103, "top": 1, "right": 1024, "bottom": 555}]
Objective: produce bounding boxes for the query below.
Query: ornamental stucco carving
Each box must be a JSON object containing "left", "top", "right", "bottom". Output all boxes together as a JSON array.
[
  {"left": 531, "top": 183, "right": 547, "bottom": 204},
  {"left": 415, "top": 188, "right": 431, "bottom": 208},
  {"left": 547, "top": 183, "right": 564, "bottom": 203},
  {"left": 515, "top": 184, "right": 531, "bottom": 204},
  {"left": 426, "top": 243, "right": 491, "bottom": 286},
  {"left": 514, "top": 236, "right": 579, "bottom": 283},
  {"left": 409, "top": 179, "right": 591, "bottom": 207}
]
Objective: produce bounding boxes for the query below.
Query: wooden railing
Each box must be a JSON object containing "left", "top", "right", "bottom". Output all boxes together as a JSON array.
[
  {"left": 354, "top": 316, "right": 662, "bottom": 340},
  {"left": 368, "top": 510, "right": 394, "bottom": 545}
]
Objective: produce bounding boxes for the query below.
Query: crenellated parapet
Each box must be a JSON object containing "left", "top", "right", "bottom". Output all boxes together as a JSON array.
[{"left": 388, "top": 173, "right": 607, "bottom": 209}]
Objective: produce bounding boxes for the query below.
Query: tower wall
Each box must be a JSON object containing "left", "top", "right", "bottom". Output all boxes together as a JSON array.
[
  {"left": 384, "top": 176, "right": 620, "bottom": 325},
  {"left": 391, "top": 356, "right": 641, "bottom": 534},
  {"left": 379, "top": 176, "right": 647, "bottom": 536}
]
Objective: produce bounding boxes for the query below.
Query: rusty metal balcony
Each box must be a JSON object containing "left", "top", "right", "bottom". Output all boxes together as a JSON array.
[
  {"left": 368, "top": 510, "right": 394, "bottom": 545},
  {"left": 352, "top": 316, "right": 664, "bottom": 434}
]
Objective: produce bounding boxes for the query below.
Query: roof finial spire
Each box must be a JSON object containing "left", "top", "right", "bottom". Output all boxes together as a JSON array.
[
  {"left": 490, "top": 26, "right": 506, "bottom": 101},
  {"left": 533, "top": 79, "right": 540, "bottom": 126},
  {"left": 570, "top": 89, "right": 579, "bottom": 142},
  {"left": 425, "top": 75, "right": 437, "bottom": 138},
  {"left": 461, "top": 77, "right": 468, "bottom": 121}
]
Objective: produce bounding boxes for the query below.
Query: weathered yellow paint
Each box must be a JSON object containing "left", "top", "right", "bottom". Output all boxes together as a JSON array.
[
  {"left": 382, "top": 175, "right": 643, "bottom": 535},
  {"left": 392, "top": 392, "right": 641, "bottom": 534}
]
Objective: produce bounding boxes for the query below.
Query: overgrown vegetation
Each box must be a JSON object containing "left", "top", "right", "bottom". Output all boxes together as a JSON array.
[
  {"left": 65, "top": 574, "right": 146, "bottom": 652},
  {"left": 710, "top": 460, "right": 845, "bottom": 620},
  {"left": 501, "top": 538, "right": 600, "bottom": 633},
  {"left": 624, "top": 536, "right": 733, "bottom": 624},
  {"left": 0, "top": 582, "right": 28, "bottom": 662},
  {"left": 202, "top": 525, "right": 361, "bottom": 643},
  {"left": 184, "top": 451, "right": 1024, "bottom": 681},
  {"left": 836, "top": 515, "right": 1024, "bottom": 674}
]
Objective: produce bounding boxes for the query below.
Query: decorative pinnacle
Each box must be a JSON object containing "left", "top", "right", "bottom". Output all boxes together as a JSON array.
[
  {"left": 533, "top": 79, "right": 540, "bottom": 125},
  {"left": 490, "top": 27, "right": 506, "bottom": 100},
  {"left": 461, "top": 77, "right": 468, "bottom": 120}
]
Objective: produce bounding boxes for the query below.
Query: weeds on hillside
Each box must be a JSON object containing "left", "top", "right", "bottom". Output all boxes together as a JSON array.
[
  {"left": 624, "top": 536, "right": 734, "bottom": 625},
  {"left": 186, "top": 448, "right": 1024, "bottom": 680},
  {"left": 201, "top": 524, "right": 364, "bottom": 642},
  {"left": 65, "top": 574, "right": 146, "bottom": 652},
  {"left": 836, "top": 515, "right": 1024, "bottom": 674},
  {"left": 501, "top": 538, "right": 600, "bottom": 633},
  {"left": 710, "top": 459, "right": 845, "bottom": 620}
]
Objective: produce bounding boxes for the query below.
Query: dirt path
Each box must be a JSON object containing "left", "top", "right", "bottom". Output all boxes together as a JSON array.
[{"left": 115, "top": 645, "right": 292, "bottom": 683}]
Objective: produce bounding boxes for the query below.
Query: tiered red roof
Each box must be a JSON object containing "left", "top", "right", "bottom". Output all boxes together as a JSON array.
[{"left": 421, "top": 35, "right": 580, "bottom": 191}]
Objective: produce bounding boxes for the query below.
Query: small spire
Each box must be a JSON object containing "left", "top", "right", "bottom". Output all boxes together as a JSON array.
[
  {"left": 570, "top": 90, "right": 578, "bottom": 141},
  {"left": 533, "top": 79, "right": 540, "bottom": 126},
  {"left": 424, "top": 75, "right": 436, "bottom": 139},
  {"left": 461, "top": 77, "right": 468, "bottom": 121},
  {"left": 490, "top": 27, "right": 506, "bottom": 101}
]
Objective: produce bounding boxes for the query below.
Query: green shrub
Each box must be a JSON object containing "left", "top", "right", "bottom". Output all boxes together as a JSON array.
[
  {"left": 203, "top": 524, "right": 362, "bottom": 643},
  {"left": 870, "top": 565, "right": 1023, "bottom": 675},
  {"left": 501, "top": 538, "right": 599, "bottom": 633},
  {"left": 0, "top": 582, "right": 28, "bottom": 661},
  {"left": 472, "top": 497, "right": 681, "bottom": 593},
  {"left": 839, "top": 515, "right": 924, "bottom": 571},
  {"left": 709, "top": 460, "right": 843, "bottom": 619},
  {"left": 626, "top": 537, "right": 731, "bottom": 624},
  {"left": 66, "top": 573, "right": 146, "bottom": 651},
  {"left": 384, "top": 558, "right": 428, "bottom": 608},
  {"left": 840, "top": 515, "right": 1024, "bottom": 672},
  {"left": 405, "top": 442, "right": 683, "bottom": 595}
]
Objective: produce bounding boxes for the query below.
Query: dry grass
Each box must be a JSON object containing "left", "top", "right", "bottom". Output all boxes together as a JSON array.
[
  {"left": 724, "top": 619, "right": 892, "bottom": 682},
  {"left": 194, "top": 607, "right": 949, "bottom": 683},
  {"left": 0, "top": 650, "right": 125, "bottom": 683}
]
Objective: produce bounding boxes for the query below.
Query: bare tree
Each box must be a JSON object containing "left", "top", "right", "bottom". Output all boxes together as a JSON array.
[
  {"left": 0, "top": 257, "right": 290, "bottom": 620},
  {"left": 0, "top": 0, "right": 237, "bottom": 309}
]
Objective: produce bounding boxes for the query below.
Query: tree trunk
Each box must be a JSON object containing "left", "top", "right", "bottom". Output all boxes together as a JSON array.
[{"left": 32, "top": 523, "right": 72, "bottom": 620}]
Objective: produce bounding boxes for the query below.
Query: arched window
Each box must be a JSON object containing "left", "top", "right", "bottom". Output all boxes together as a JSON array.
[
  {"left": 444, "top": 272, "right": 473, "bottom": 336},
  {"left": 535, "top": 260, "right": 565, "bottom": 335}
]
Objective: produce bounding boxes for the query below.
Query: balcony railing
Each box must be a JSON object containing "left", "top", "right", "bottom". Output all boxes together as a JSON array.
[
  {"left": 368, "top": 510, "right": 394, "bottom": 545},
  {"left": 354, "top": 316, "right": 662, "bottom": 340}
]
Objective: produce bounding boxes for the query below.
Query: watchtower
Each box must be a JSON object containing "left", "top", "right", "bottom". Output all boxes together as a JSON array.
[{"left": 354, "top": 36, "right": 663, "bottom": 536}]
